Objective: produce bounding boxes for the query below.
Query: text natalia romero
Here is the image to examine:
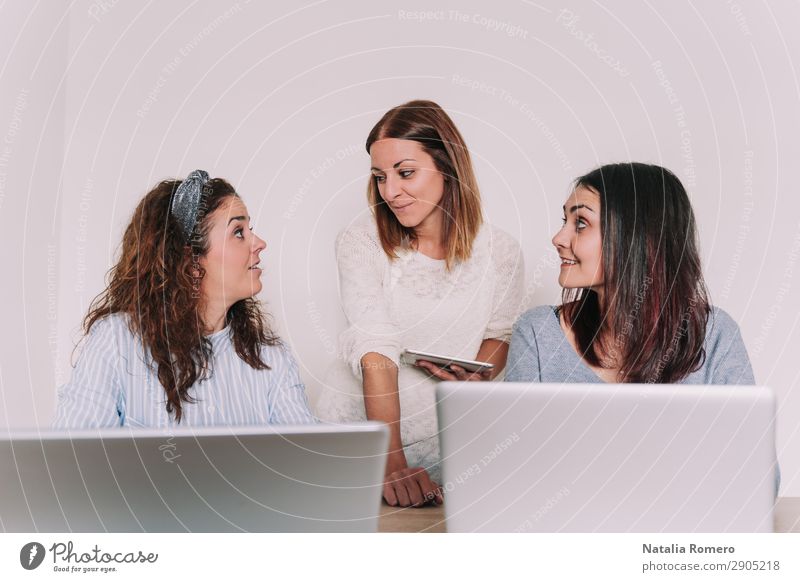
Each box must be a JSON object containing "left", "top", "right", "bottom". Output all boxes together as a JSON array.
[{"left": 643, "top": 544, "right": 735, "bottom": 554}]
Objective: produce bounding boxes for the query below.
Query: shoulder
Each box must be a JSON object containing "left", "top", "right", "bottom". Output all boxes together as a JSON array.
[
  {"left": 336, "top": 217, "right": 381, "bottom": 250},
  {"left": 701, "top": 306, "right": 750, "bottom": 367},
  {"left": 335, "top": 218, "right": 391, "bottom": 274},
  {"left": 478, "top": 223, "right": 523, "bottom": 256},
  {"left": 85, "top": 312, "right": 133, "bottom": 341},
  {"left": 698, "top": 306, "right": 753, "bottom": 383},
  {"left": 705, "top": 306, "right": 742, "bottom": 338},
  {"left": 470, "top": 223, "right": 523, "bottom": 275},
  {"left": 335, "top": 218, "right": 390, "bottom": 266},
  {"left": 75, "top": 313, "right": 135, "bottom": 366},
  {"left": 514, "top": 305, "right": 559, "bottom": 332},
  {"left": 259, "top": 341, "right": 299, "bottom": 370},
  {"left": 703, "top": 306, "right": 745, "bottom": 351}
]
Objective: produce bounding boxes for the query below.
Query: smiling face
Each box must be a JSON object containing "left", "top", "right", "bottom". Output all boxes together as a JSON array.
[
  {"left": 552, "top": 185, "right": 604, "bottom": 292},
  {"left": 199, "top": 196, "right": 266, "bottom": 309},
  {"left": 369, "top": 138, "right": 446, "bottom": 231}
]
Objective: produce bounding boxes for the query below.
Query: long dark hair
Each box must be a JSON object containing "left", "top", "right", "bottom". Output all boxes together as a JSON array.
[
  {"left": 82, "top": 177, "right": 279, "bottom": 421},
  {"left": 560, "top": 162, "right": 710, "bottom": 383},
  {"left": 365, "top": 99, "right": 483, "bottom": 270}
]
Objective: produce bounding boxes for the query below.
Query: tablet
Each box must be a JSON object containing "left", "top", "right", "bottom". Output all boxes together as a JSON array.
[{"left": 402, "top": 348, "right": 494, "bottom": 374}]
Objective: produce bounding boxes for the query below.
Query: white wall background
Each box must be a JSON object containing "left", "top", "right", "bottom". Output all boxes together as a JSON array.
[{"left": 1, "top": 0, "right": 798, "bottom": 493}]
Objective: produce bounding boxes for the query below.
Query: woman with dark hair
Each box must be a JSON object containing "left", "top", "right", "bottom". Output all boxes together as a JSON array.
[
  {"left": 53, "top": 170, "right": 315, "bottom": 428},
  {"left": 507, "top": 162, "right": 753, "bottom": 385},
  {"left": 315, "top": 100, "right": 526, "bottom": 507}
]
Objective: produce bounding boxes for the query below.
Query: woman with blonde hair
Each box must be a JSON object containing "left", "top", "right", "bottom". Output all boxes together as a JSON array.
[{"left": 316, "top": 101, "right": 526, "bottom": 507}]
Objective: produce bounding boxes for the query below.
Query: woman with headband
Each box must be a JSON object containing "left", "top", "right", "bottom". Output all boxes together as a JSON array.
[
  {"left": 53, "top": 171, "right": 315, "bottom": 428},
  {"left": 315, "top": 100, "right": 526, "bottom": 507}
]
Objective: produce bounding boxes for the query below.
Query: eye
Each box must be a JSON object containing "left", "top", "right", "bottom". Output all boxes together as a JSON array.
[
  {"left": 576, "top": 218, "right": 588, "bottom": 232},
  {"left": 234, "top": 227, "right": 245, "bottom": 239},
  {"left": 399, "top": 169, "right": 415, "bottom": 178},
  {"left": 373, "top": 174, "right": 385, "bottom": 184}
]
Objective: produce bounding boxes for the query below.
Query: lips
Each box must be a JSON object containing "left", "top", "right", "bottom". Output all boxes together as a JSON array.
[
  {"left": 391, "top": 202, "right": 414, "bottom": 211},
  {"left": 248, "top": 261, "right": 261, "bottom": 270},
  {"left": 560, "top": 257, "right": 578, "bottom": 266}
]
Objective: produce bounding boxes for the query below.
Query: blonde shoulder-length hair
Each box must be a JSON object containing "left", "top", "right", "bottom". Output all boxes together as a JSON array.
[{"left": 365, "top": 100, "right": 483, "bottom": 270}]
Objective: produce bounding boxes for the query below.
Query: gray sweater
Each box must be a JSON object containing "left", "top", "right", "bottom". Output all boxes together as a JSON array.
[{"left": 506, "top": 305, "right": 755, "bottom": 385}]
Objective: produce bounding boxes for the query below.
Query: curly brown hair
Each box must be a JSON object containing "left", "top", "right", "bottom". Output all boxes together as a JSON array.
[{"left": 82, "top": 177, "right": 279, "bottom": 422}]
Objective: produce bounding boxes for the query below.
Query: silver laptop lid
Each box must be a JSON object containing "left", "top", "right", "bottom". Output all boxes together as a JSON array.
[
  {"left": 0, "top": 423, "right": 388, "bottom": 533},
  {"left": 437, "top": 382, "right": 776, "bottom": 532}
]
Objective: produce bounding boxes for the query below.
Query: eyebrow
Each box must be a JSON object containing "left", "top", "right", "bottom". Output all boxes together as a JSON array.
[
  {"left": 370, "top": 158, "right": 417, "bottom": 172},
  {"left": 227, "top": 215, "right": 248, "bottom": 225},
  {"left": 563, "top": 204, "right": 595, "bottom": 214}
]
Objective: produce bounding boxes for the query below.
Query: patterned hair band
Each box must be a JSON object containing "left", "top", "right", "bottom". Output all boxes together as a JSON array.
[{"left": 170, "top": 169, "right": 210, "bottom": 243}]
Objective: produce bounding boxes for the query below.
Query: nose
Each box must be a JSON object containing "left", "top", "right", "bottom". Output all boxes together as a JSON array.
[
  {"left": 252, "top": 233, "right": 266, "bottom": 254},
  {"left": 382, "top": 174, "right": 403, "bottom": 202},
  {"left": 552, "top": 224, "right": 570, "bottom": 251}
]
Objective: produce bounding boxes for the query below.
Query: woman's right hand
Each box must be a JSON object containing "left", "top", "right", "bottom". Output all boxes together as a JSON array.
[
  {"left": 383, "top": 466, "right": 444, "bottom": 507},
  {"left": 358, "top": 353, "right": 444, "bottom": 507},
  {"left": 415, "top": 361, "right": 492, "bottom": 382}
]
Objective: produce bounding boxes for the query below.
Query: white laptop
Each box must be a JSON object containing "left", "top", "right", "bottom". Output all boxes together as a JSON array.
[
  {"left": 437, "top": 383, "right": 776, "bottom": 533},
  {"left": 0, "top": 423, "right": 388, "bottom": 532}
]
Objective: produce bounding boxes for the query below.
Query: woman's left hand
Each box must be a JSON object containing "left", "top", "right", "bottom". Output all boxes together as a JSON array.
[{"left": 415, "top": 360, "right": 492, "bottom": 382}]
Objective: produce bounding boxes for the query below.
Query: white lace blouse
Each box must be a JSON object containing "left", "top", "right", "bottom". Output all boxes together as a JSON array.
[{"left": 315, "top": 218, "right": 526, "bottom": 479}]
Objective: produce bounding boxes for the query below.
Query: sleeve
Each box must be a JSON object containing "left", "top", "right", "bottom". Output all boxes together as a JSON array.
[
  {"left": 708, "top": 310, "right": 756, "bottom": 385},
  {"left": 267, "top": 346, "right": 318, "bottom": 425},
  {"left": 335, "top": 225, "right": 402, "bottom": 379},
  {"left": 483, "top": 231, "right": 527, "bottom": 343},
  {"left": 504, "top": 311, "right": 542, "bottom": 382},
  {"left": 52, "top": 318, "right": 123, "bottom": 429}
]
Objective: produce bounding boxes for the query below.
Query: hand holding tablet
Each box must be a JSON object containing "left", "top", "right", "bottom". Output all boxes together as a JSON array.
[{"left": 402, "top": 349, "right": 494, "bottom": 381}]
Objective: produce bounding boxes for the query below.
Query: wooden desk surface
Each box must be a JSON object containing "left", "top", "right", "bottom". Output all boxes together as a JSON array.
[
  {"left": 378, "top": 497, "right": 800, "bottom": 533},
  {"left": 378, "top": 503, "right": 446, "bottom": 533}
]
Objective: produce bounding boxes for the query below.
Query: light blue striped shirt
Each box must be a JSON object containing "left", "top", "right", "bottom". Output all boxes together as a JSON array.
[{"left": 53, "top": 314, "right": 316, "bottom": 429}]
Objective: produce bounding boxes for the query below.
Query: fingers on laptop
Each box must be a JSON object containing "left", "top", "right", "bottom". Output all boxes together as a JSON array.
[{"left": 383, "top": 467, "right": 444, "bottom": 507}]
